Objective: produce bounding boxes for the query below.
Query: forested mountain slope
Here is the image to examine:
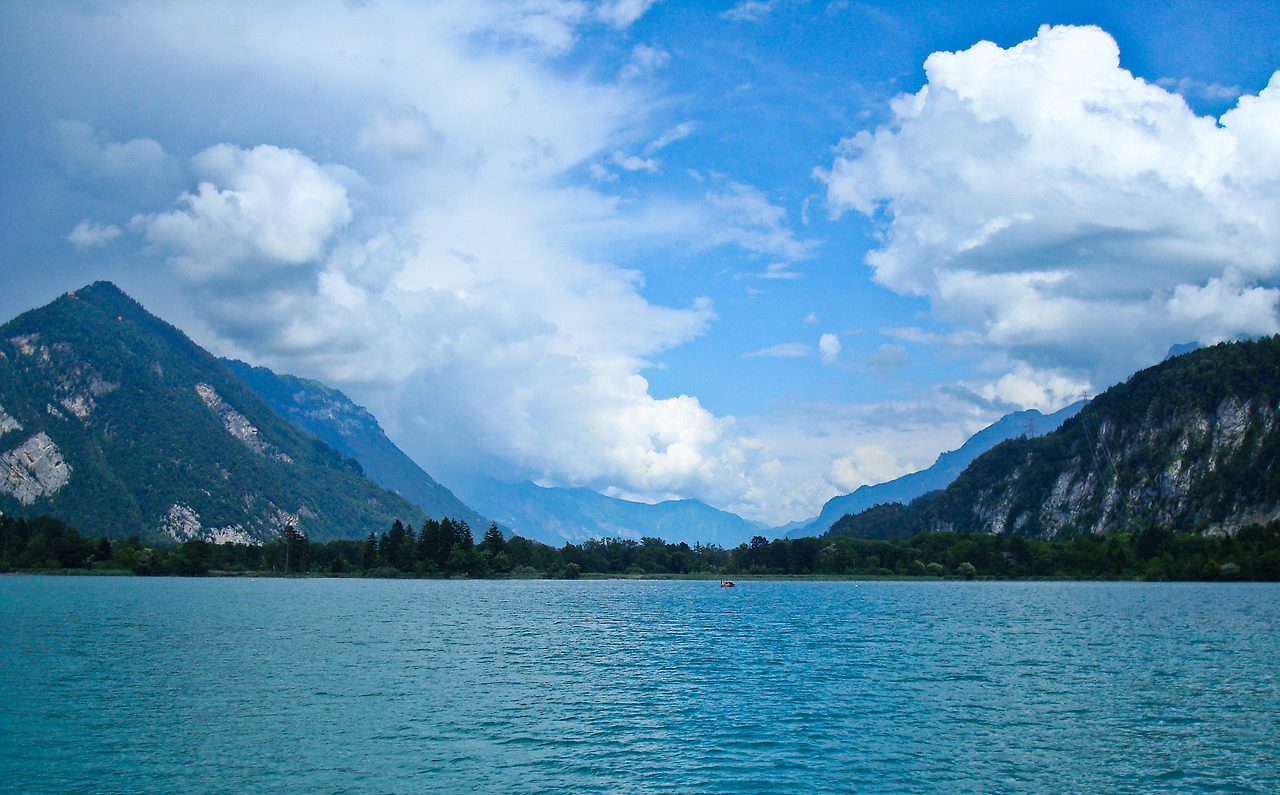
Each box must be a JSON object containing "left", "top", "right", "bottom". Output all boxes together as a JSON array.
[
  {"left": 830, "top": 337, "right": 1280, "bottom": 540},
  {"left": 0, "top": 283, "right": 425, "bottom": 543},
  {"left": 222, "top": 359, "right": 491, "bottom": 532}
]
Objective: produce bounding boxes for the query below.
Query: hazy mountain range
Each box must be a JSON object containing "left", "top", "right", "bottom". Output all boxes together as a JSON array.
[{"left": 8, "top": 283, "right": 1258, "bottom": 548}]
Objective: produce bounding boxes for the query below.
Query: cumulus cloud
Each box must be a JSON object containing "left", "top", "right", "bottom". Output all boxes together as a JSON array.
[
  {"left": 15, "top": 0, "right": 985, "bottom": 526},
  {"left": 67, "top": 220, "right": 122, "bottom": 250},
  {"left": 1167, "top": 272, "right": 1280, "bottom": 341},
  {"left": 975, "top": 363, "right": 1092, "bottom": 413},
  {"left": 818, "top": 24, "right": 1280, "bottom": 396},
  {"left": 106, "top": 0, "right": 810, "bottom": 519},
  {"left": 818, "top": 333, "right": 841, "bottom": 364},
  {"left": 138, "top": 144, "right": 352, "bottom": 283}
]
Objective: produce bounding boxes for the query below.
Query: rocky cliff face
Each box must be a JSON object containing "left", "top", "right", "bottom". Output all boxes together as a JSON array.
[
  {"left": 1, "top": 431, "right": 71, "bottom": 505},
  {"left": 1068, "top": 398, "right": 1272, "bottom": 534}
]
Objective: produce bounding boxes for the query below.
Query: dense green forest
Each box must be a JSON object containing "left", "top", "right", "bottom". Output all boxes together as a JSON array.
[{"left": 4, "top": 514, "right": 1280, "bottom": 581}]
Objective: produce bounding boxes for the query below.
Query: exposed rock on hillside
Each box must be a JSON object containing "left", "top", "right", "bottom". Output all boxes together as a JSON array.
[
  {"left": 1, "top": 432, "right": 71, "bottom": 505},
  {"left": 0, "top": 282, "right": 426, "bottom": 543},
  {"left": 831, "top": 337, "right": 1280, "bottom": 540}
]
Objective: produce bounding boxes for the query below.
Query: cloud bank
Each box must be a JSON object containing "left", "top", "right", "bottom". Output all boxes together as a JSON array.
[
  {"left": 63, "top": 1, "right": 817, "bottom": 523},
  {"left": 819, "top": 24, "right": 1280, "bottom": 402}
]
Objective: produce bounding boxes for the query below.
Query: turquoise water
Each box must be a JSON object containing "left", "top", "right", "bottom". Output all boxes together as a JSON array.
[{"left": 2, "top": 578, "right": 1278, "bottom": 794}]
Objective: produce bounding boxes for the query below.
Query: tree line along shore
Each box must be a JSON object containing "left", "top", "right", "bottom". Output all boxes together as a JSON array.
[{"left": 4, "top": 514, "right": 1280, "bottom": 581}]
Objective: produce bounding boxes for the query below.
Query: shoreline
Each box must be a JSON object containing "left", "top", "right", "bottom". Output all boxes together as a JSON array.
[{"left": 1, "top": 567, "right": 1204, "bottom": 583}]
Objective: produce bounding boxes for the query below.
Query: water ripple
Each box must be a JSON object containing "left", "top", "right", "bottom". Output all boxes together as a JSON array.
[{"left": 2, "top": 578, "right": 1279, "bottom": 794}]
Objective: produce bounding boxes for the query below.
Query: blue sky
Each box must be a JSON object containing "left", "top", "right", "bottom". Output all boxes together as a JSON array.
[{"left": 2, "top": 1, "right": 1278, "bottom": 525}]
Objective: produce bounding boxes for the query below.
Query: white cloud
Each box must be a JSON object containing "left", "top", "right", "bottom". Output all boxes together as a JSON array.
[
  {"left": 358, "top": 106, "right": 443, "bottom": 160},
  {"left": 818, "top": 24, "right": 1280, "bottom": 393},
  {"left": 705, "top": 181, "right": 816, "bottom": 262},
  {"left": 67, "top": 220, "right": 122, "bottom": 250},
  {"left": 746, "top": 262, "right": 801, "bottom": 280},
  {"left": 818, "top": 333, "right": 841, "bottom": 364},
  {"left": 722, "top": 1, "right": 780, "bottom": 23},
  {"left": 589, "top": 162, "right": 619, "bottom": 182},
  {"left": 739, "top": 388, "right": 1003, "bottom": 521},
  {"left": 621, "top": 43, "right": 670, "bottom": 79},
  {"left": 139, "top": 144, "right": 352, "bottom": 283},
  {"left": 597, "top": 0, "right": 663, "bottom": 29},
  {"left": 974, "top": 363, "right": 1091, "bottom": 413},
  {"left": 745, "top": 342, "right": 811, "bottom": 358},
  {"left": 1167, "top": 272, "right": 1280, "bottom": 342},
  {"left": 645, "top": 121, "right": 695, "bottom": 153},
  {"left": 829, "top": 446, "right": 904, "bottom": 494},
  {"left": 21, "top": 0, "right": 1022, "bottom": 527},
  {"left": 612, "top": 151, "right": 660, "bottom": 173},
  {"left": 96, "top": 2, "right": 833, "bottom": 523},
  {"left": 1157, "top": 76, "right": 1242, "bottom": 103}
]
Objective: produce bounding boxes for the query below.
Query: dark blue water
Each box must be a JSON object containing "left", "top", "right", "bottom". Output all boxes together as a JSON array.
[{"left": 2, "top": 577, "right": 1278, "bottom": 794}]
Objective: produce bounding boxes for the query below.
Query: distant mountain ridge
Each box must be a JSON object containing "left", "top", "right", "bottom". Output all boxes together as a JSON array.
[
  {"left": 829, "top": 336, "right": 1280, "bottom": 540},
  {"left": 790, "top": 401, "right": 1086, "bottom": 538},
  {"left": 455, "top": 478, "right": 766, "bottom": 547},
  {"left": 0, "top": 282, "right": 426, "bottom": 543},
  {"left": 222, "top": 359, "right": 491, "bottom": 532}
]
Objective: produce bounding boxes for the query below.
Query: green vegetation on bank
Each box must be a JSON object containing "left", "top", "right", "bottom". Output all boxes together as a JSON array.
[{"left": 5, "top": 514, "right": 1280, "bottom": 581}]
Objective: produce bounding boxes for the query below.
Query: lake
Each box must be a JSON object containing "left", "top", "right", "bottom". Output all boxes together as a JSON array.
[{"left": 2, "top": 577, "right": 1278, "bottom": 794}]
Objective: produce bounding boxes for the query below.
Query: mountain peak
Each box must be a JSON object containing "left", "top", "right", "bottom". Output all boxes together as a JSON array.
[{"left": 1, "top": 284, "right": 426, "bottom": 542}]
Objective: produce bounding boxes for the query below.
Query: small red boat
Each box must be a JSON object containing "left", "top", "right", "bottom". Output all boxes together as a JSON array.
[{"left": 719, "top": 581, "right": 735, "bottom": 587}]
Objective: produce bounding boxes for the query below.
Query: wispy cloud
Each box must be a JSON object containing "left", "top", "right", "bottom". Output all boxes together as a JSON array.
[
  {"left": 621, "top": 43, "right": 670, "bottom": 79},
  {"left": 705, "top": 181, "right": 817, "bottom": 262},
  {"left": 744, "top": 342, "right": 811, "bottom": 358},
  {"left": 1156, "top": 76, "right": 1242, "bottom": 103},
  {"left": 722, "top": 0, "right": 781, "bottom": 23},
  {"left": 645, "top": 121, "right": 695, "bottom": 153},
  {"left": 598, "top": 0, "right": 664, "bottom": 29},
  {"left": 67, "top": 221, "right": 122, "bottom": 250},
  {"left": 613, "top": 151, "right": 660, "bottom": 173}
]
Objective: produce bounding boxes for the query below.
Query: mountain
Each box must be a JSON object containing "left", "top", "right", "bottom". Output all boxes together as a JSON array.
[
  {"left": 0, "top": 282, "right": 426, "bottom": 543},
  {"left": 790, "top": 401, "right": 1086, "bottom": 538},
  {"left": 829, "top": 336, "right": 1280, "bottom": 540},
  {"left": 455, "top": 478, "right": 765, "bottom": 547},
  {"left": 221, "top": 359, "right": 491, "bottom": 532}
]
